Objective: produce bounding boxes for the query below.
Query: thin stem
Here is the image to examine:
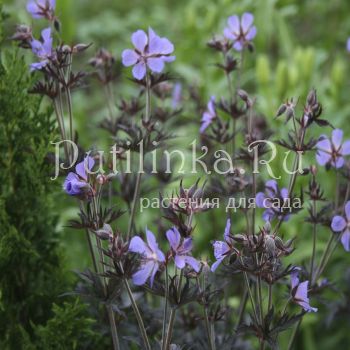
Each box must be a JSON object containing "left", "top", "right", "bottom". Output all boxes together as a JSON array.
[
  {"left": 315, "top": 235, "right": 340, "bottom": 281},
  {"left": 204, "top": 308, "right": 214, "bottom": 350},
  {"left": 126, "top": 72, "right": 151, "bottom": 239},
  {"left": 281, "top": 297, "right": 291, "bottom": 316},
  {"left": 197, "top": 274, "right": 215, "bottom": 350},
  {"left": 275, "top": 128, "right": 306, "bottom": 233},
  {"left": 287, "top": 319, "right": 302, "bottom": 350},
  {"left": 107, "top": 305, "right": 120, "bottom": 350},
  {"left": 257, "top": 274, "right": 264, "bottom": 324},
  {"left": 267, "top": 284, "right": 272, "bottom": 312},
  {"left": 313, "top": 234, "right": 334, "bottom": 284},
  {"left": 53, "top": 99, "right": 69, "bottom": 161},
  {"left": 85, "top": 229, "right": 98, "bottom": 273},
  {"left": 164, "top": 308, "right": 176, "bottom": 350},
  {"left": 161, "top": 265, "right": 169, "bottom": 350},
  {"left": 145, "top": 72, "right": 151, "bottom": 123},
  {"left": 236, "top": 50, "right": 245, "bottom": 91},
  {"left": 123, "top": 278, "right": 151, "bottom": 350},
  {"left": 126, "top": 172, "right": 142, "bottom": 239},
  {"left": 239, "top": 257, "right": 259, "bottom": 324},
  {"left": 310, "top": 199, "right": 317, "bottom": 284}
]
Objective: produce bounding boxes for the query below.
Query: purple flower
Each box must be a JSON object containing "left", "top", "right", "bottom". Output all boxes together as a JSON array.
[
  {"left": 166, "top": 227, "right": 200, "bottom": 272},
  {"left": 200, "top": 96, "right": 216, "bottom": 133},
  {"left": 347, "top": 38, "right": 350, "bottom": 52},
  {"left": 27, "top": 0, "right": 55, "bottom": 20},
  {"left": 122, "top": 28, "right": 175, "bottom": 80},
  {"left": 211, "top": 219, "right": 235, "bottom": 272},
  {"left": 290, "top": 268, "right": 317, "bottom": 313},
  {"left": 129, "top": 229, "right": 165, "bottom": 286},
  {"left": 256, "top": 180, "right": 290, "bottom": 222},
  {"left": 331, "top": 201, "right": 350, "bottom": 251},
  {"left": 30, "top": 27, "right": 54, "bottom": 72},
  {"left": 316, "top": 129, "right": 350, "bottom": 168},
  {"left": 223, "top": 13, "right": 257, "bottom": 51},
  {"left": 63, "top": 156, "right": 95, "bottom": 196}
]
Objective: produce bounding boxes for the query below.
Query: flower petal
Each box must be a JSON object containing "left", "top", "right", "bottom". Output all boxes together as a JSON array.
[
  {"left": 333, "top": 156, "right": 344, "bottom": 168},
  {"left": 132, "top": 62, "right": 146, "bottom": 80},
  {"left": 227, "top": 15, "right": 240, "bottom": 34},
  {"left": 332, "top": 129, "right": 343, "bottom": 148},
  {"left": 223, "top": 28, "right": 237, "bottom": 41},
  {"left": 146, "top": 228, "right": 158, "bottom": 250},
  {"left": 345, "top": 201, "right": 350, "bottom": 220},
  {"left": 233, "top": 40, "right": 243, "bottom": 51},
  {"left": 316, "top": 136, "right": 331, "bottom": 152},
  {"left": 211, "top": 257, "right": 225, "bottom": 272},
  {"left": 341, "top": 140, "right": 350, "bottom": 156},
  {"left": 76, "top": 156, "right": 95, "bottom": 180},
  {"left": 148, "top": 31, "right": 174, "bottom": 55},
  {"left": 132, "top": 261, "right": 154, "bottom": 285},
  {"left": 182, "top": 237, "right": 193, "bottom": 253},
  {"left": 27, "top": 1, "right": 42, "bottom": 18},
  {"left": 265, "top": 180, "right": 278, "bottom": 197},
  {"left": 31, "top": 39, "right": 45, "bottom": 57},
  {"left": 208, "top": 96, "right": 216, "bottom": 115},
  {"left": 246, "top": 26, "right": 257, "bottom": 40},
  {"left": 174, "top": 255, "right": 186, "bottom": 269},
  {"left": 30, "top": 60, "right": 48, "bottom": 72},
  {"left": 316, "top": 151, "right": 331, "bottom": 166},
  {"left": 224, "top": 218, "right": 231, "bottom": 241},
  {"left": 129, "top": 236, "right": 151, "bottom": 256},
  {"left": 149, "top": 262, "right": 159, "bottom": 287},
  {"left": 290, "top": 268, "right": 300, "bottom": 290},
  {"left": 213, "top": 240, "right": 229, "bottom": 260},
  {"left": 331, "top": 215, "right": 346, "bottom": 232},
  {"left": 147, "top": 57, "right": 165, "bottom": 73},
  {"left": 255, "top": 192, "right": 266, "bottom": 207},
  {"left": 122, "top": 49, "right": 138, "bottom": 66},
  {"left": 341, "top": 230, "right": 350, "bottom": 252},
  {"left": 166, "top": 227, "right": 180, "bottom": 250},
  {"left": 41, "top": 27, "right": 52, "bottom": 54},
  {"left": 241, "top": 13, "right": 254, "bottom": 33},
  {"left": 131, "top": 30, "right": 148, "bottom": 52},
  {"left": 184, "top": 256, "right": 200, "bottom": 272},
  {"left": 294, "top": 280, "right": 309, "bottom": 303}
]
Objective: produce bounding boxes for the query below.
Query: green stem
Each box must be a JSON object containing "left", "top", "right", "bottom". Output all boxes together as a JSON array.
[
  {"left": 126, "top": 172, "right": 142, "bottom": 239},
  {"left": 239, "top": 257, "right": 259, "bottom": 324},
  {"left": 267, "top": 284, "right": 272, "bottom": 312},
  {"left": 53, "top": 98, "right": 69, "bottom": 161},
  {"left": 310, "top": 199, "right": 317, "bottom": 284},
  {"left": 126, "top": 72, "right": 151, "bottom": 239},
  {"left": 164, "top": 308, "right": 176, "bottom": 350},
  {"left": 161, "top": 265, "right": 169, "bottom": 350},
  {"left": 107, "top": 305, "right": 120, "bottom": 350},
  {"left": 123, "top": 278, "right": 152, "bottom": 350},
  {"left": 287, "top": 319, "right": 302, "bottom": 350}
]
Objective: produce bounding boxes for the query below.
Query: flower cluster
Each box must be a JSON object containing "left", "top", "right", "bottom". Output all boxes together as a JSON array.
[{"left": 122, "top": 28, "right": 175, "bottom": 80}]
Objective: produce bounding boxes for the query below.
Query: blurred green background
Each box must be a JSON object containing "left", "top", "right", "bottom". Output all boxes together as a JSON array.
[{"left": 3, "top": 0, "right": 350, "bottom": 348}]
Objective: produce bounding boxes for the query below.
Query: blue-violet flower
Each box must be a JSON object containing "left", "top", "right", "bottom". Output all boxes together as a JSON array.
[
  {"left": 63, "top": 156, "right": 95, "bottom": 196},
  {"left": 122, "top": 28, "right": 175, "bottom": 80},
  {"left": 166, "top": 227, "right": 200, "bottom": 272},
  {"left": 316, "top": 129, "right": 350, "bottom": 168},
  {"left": 129, "top": 229, "right": 165, "bottom": 286},
  {"left": 223, "top": 12, "right": 257, "bottom": 51},
  {"left": 331, "top": 201, "right": 350, "bottom": 251}
]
